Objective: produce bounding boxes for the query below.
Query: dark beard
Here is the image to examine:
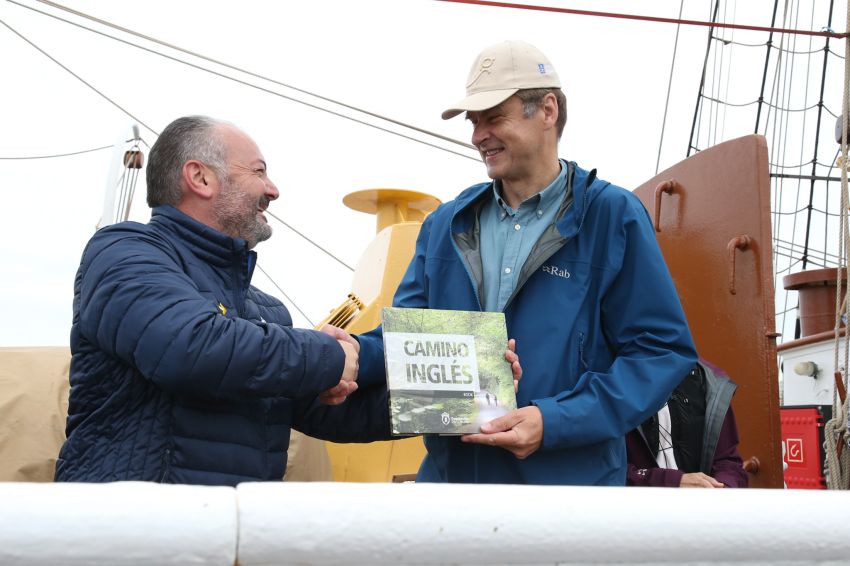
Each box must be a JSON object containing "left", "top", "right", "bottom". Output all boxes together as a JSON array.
[{"left": 217, "top": 183, "right": 272, "bottom": 249}]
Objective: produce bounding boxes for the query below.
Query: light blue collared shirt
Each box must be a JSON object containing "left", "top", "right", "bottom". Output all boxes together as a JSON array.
[{"left": 479, "top": 160, "right": 568, "bottom": 312}]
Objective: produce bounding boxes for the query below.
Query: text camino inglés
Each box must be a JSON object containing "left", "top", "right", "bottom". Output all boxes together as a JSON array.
[{"left": 403, "top": 340, "right": 473, "bottom": 385}]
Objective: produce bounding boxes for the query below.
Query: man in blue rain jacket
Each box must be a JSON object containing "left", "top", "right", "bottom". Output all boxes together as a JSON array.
[{"left": 356, "top": 41, "right": 697, "bottom": 485}]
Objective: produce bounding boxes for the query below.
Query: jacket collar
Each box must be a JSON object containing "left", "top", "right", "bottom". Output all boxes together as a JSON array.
[
  {"left": 451, "top": 160, "right": 604, "bottom": 239},
  {"left": 149, "top": 205, "right": 255, "bottom": 269},
  {"left": 555, "top": 163, "right": 599, "bottom": 239}
]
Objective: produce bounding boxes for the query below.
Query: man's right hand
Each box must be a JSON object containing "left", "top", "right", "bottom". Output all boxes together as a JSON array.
[
  {"left": 338, "top": 339, "right": 358, "bottom": 383},
  {"left": 320, "top": 324, "right": 360, "bottom": 353},
  {"left": 318, "top": 339, "right": 359, "bottom": 406}
]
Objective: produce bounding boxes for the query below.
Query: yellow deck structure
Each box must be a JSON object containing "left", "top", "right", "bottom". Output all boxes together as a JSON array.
[{"left": 318, "top": 188, "right": 441, "bottom": 481}]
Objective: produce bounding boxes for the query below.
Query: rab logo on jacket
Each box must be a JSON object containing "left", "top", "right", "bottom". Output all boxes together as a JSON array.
[
  {"left": 542, "top": 264, "right": 570, "bottom": 279},
  {"left": 217, "top": 302, "right": 228, "bottom": 316}
]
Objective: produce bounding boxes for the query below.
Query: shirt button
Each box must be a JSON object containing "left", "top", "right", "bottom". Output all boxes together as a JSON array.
[
  {"left": 504, "top": 267, "right": 512, "bottom": 274},
  {"left": 514, "top": 224, "right": 521, "bottom": 231},
  {"left": 537, "top": 210, "right": 543, "bottom": 216}
]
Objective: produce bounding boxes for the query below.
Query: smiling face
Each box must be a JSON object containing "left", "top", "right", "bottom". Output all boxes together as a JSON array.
[
  {"left": 467, "top": 96, "right": 545, "bottom": 183},
  {"left": 212, "top": 125, "right": 280, "bottom": 249},
  {"left": 466, "top": 94, "right": 559, "bottom": 201}
]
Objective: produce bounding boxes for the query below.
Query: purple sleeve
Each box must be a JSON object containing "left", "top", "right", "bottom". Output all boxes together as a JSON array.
[
  {"left": 711, "top": 408, "right": 749, "bottom": 488},
  {"left": 625, "top": 430, "right": 685, "bottom": 487},
  {"left": 626, "top": 463, "right": 684, "bottom": 487}
]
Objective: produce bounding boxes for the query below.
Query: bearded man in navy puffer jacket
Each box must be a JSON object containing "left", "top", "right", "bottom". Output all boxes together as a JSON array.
[{"left": 56, "top": 116, "right": 390, "bottom": 485}]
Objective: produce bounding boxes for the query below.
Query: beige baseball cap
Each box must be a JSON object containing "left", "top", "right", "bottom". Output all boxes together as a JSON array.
[{"left": 441, "top": 40, "right": 561, "bottom": 120}]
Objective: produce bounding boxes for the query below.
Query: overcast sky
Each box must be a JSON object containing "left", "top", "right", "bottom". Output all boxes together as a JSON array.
[{"left": 0, "top": 0, "right": 845, "bottom": 346}]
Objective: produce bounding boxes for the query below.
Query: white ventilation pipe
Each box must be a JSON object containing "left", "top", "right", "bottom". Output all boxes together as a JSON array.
[
  {"left": 237, "top": 482, "right": 850, "bottom": 565},
  {"left": 3, "top": 481, "right": 850, "bottom": 565},
  {"left": 0, "top": 482, "right": 237, "bottom": 566}
]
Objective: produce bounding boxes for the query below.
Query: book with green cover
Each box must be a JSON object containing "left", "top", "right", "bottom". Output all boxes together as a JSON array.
[{"left": 381, "top": 307, "right": 517, "bottom": 435}]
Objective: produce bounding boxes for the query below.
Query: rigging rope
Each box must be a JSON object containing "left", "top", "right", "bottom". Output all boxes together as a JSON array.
[
  {"left": 435, "top": 0, "right": 849, "bottom": 38},
  {"left": 687, "top": 1, "right": 719, "bottom": 158},
  {"left": 5, "top": 0, "right": 400, "bottom": 326},
  {"left": 720, "top": 0, "right": 739, "bottom": 143},
  {"left": 655, "top": 0, "right": 684, "bottom": 175},
  {"left": 701, "top": 95, "right": 826, "bottom": 112},
  {"left": 800, "top": 0, "right": 838, "bottom": 276},
  {"left": 780, "top": 4, "right": 802, "bottom": 272},
  {"left": 715, "top": 0, "right": 736, "bottom": 146},
  {"left": 98, "top": 138, "right": 144, "bottom": 228},
  {"left": 21, "top": 0, "right": 478, "bottom": 159},
  {"left": 792, "top": 0, "right": 816, "bottom": 269},
  {"left": 754, "top": 0, "right": 780, "bottom": 136},
  {"left": 115, "top": 168, "right": 129, "bottom": 223},
  {"left": 768, "top": 157, "right": 815, "bottom": 169},
  {"left": 254, "top": 264, "right": 314, "bottom": 328},
  {"left": 116, "top": 157, "right": 142, "bottom": 223},
  {"left": 0, "top": 143, "right": 113, "bottom": 160},
  {"left": 773, "top": 242, "right": 843, "bottom": 267},
  {"left": 265, "top": 210, "right": 354, "bottom": 272},
  {"left": 768, "top": 2, "right": 790, "bottom": 283},
  {"left": 715, "top": 37, "right": 768, "bottom": 47},
  {"left": 708, "top": 7, "right": 721, "bottom": 148},
  {"left": 778, "top": 44, "right": 834, "bottom": 55},
  {"left": 0, "top": 18, "right": 159, "bottom": 136},
  {"left": 4, "top": 0, "right": 470, "bottom": 309},
  {"left": 772, "top": 204, "right": 841, "bottom": 216},
  {"left": 825, "top": 0, "right": 850, "bottom": 491}
]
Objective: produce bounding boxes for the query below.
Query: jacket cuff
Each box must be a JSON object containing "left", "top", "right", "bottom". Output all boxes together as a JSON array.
[
  {"left": 660, "top": 468, "right": 684, "bottom": 487},
  {"left": 313, "top": 331, "right": 347, "bottom": 396},
  {"left": 714, "top": 469, "right": 748, "bottom": 488},
  {"left": 531, "top": 397, "right": 559, "bottom": 450},
  {"left": 355, "top": 329, "right": 387, "bottom": 388}
]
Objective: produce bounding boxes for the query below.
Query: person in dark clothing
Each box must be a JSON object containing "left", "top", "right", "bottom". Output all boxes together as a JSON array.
[
  {"left": 56, "top": 116, "right": 390, "bottom": 486},
  {"left": 626, "top": 361, "right": 748, "bottom": 488}
]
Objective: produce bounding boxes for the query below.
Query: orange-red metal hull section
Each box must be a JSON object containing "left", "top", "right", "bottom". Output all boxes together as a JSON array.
[{"left": 635, "top": 134, "right": 782, "bottom": 488}]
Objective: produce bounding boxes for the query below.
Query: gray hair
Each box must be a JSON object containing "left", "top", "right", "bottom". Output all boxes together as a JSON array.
[
  {"left": 516, "top": 88, "right": 568, "bottom": 140},
  {"left": 146, "top": 115, "right": 229, "bottom": 207}
]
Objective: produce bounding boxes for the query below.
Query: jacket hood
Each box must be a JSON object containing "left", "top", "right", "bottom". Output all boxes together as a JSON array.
[{"left": 449, "top": 161, "right": 609, "bottom": 239}]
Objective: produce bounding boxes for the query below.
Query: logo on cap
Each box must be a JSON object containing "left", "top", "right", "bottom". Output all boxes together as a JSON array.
[{"left": 468, "top": 57, "right": 496, "bottom": 89}]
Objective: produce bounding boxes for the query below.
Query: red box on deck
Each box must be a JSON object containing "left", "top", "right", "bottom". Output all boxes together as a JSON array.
[{"left": 780, "top": 406, "right": 828, "bottom": 489}]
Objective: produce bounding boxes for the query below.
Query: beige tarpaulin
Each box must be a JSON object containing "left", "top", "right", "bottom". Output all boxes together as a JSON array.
[
  {"left": 0, "top": 346, "right": 331, "bottom": 482},
  {"left": 0, "top": 347, "right": 70, "bottom": 482}
]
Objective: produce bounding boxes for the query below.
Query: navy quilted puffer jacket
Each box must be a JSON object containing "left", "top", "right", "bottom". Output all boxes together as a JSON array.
[{"left": 56, "top": 205, "right": 389, "bottom": 485}]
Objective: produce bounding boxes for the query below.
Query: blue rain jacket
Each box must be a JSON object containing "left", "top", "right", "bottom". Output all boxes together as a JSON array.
[{"left": 358, "top": 162, "right": 697, "bottom": 485}]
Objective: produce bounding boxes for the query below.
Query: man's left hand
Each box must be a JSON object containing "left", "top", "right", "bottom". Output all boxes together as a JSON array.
[
  {"left": 461, "top": 406, "right": 543, "bottom": 459},
  {"left": 318, "top": 379, "right": 358, "bottom": 406}
]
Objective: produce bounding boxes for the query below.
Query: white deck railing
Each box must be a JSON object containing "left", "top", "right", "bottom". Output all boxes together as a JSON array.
[{"left": 1, "top": 482, "right": 849, "bottom": 565}]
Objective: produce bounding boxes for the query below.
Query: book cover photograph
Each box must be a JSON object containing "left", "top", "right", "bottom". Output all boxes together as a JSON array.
[{"left": 381, "top": 307, "right": 517, "bottom": 435}]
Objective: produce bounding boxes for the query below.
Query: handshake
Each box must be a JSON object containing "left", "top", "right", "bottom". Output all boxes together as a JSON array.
[
  {"left": 315, "top": 324, "right": 523, "bottom": 408},
  {"left": 317, "top": 325, "right": 359, "bottom": 405}
]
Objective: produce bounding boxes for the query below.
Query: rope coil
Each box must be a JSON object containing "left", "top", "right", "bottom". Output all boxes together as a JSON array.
[{"left": 824, "top": 3, "right": 850, "bottom": 491}]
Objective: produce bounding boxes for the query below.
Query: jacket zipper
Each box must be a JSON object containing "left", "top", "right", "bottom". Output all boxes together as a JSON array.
[
  {"left": 452, "top": 245, "right": 484, "bottom": 310},
  {"left": 502, "top": 161, "right": 579, "bottom": 311}
]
